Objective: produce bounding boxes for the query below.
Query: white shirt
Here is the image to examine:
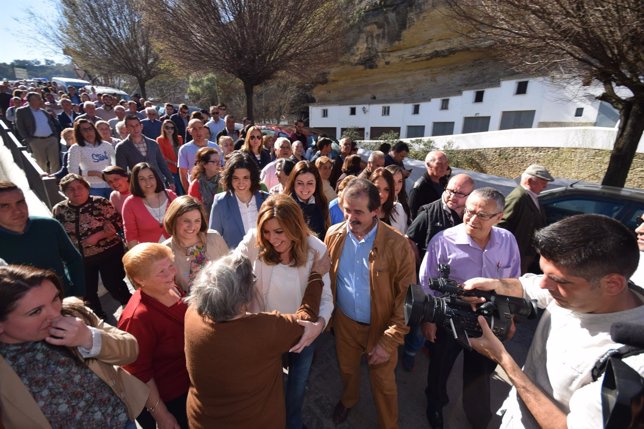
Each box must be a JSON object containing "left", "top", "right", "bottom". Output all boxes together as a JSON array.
[
  {"left": 235, "top": 194, "right": 258, "bottom": 234},
  {"left": 31, "top": 108, "right": 52, "bottom": 137},
  {"left": 499, "top": 274, "right": 644, "bottom": 429}
]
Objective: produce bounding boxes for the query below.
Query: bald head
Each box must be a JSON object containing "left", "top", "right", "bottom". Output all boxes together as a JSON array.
[
  {"left": 425, "top": 150, "right": 448, "bottom": 181},
  {"left": 443, "top": 173, "right": 475, "bottom": 215}
]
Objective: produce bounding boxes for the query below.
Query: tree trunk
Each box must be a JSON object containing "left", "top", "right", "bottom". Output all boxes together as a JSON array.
[
  {"left": 244, "top": 81, "right": 254, "bottom": 122},
  {"left": 601, "top": 99, "right": 644, "bottom": 187},
  {"left": 137, "top": 77, "right": 148, "bottom": 100}
]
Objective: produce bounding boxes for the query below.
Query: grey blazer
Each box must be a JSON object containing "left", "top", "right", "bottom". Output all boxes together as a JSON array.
[
  {"left": 15, "top": 105, "right": 58, "bottom": 140},
  {"left": 115, "top": 136, "right": 175, "bottom": 186}
]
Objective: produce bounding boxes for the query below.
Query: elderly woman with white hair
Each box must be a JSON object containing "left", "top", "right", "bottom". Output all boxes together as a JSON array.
[{"left": 184, "top": 252, "right": 326, "bottom": 429}]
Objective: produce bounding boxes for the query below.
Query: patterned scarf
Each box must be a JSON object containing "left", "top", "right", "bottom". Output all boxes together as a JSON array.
[{"left": 198, "top": 173, "right": 220, "bottom": 212}]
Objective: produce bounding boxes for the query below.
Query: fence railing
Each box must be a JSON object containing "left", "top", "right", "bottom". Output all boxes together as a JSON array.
[{"left": 0, "top": 121, "right": 64, "bottom": 209}]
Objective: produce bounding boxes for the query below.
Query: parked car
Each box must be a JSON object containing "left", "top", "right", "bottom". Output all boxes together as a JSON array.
[
  {"left": 539, "top": 183, "right": 644, "bottom": 229},
  {"left": 256, "top": 125, "right": 291, "bottom": 139}
]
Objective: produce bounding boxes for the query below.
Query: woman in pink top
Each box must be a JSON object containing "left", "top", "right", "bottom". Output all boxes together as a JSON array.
[{"left": 122, "top": 162, "right": 177, "bottom": 248}]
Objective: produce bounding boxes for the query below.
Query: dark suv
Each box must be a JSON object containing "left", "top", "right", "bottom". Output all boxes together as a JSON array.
[{"left": 539, "top": 183, "right": 644, "bottom": 229}]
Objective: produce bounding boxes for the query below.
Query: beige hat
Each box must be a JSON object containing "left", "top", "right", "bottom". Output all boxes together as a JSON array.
[{"left": 524, "top": 164, "right": 554, "bottom": 181}]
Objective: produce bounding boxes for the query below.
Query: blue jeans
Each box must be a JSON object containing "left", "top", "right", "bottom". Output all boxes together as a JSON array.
[
  {"left": 173, "top": 172, "right": 185, "bottom": 196},
  {"left": 90, "top": 187, "right": 112, "bottom": 199},
  {"left": 123, "top": 420, "right": 137, "bottom": 429},
  {"left": 285, "top": 341, "right": 316, "bottom": 429},
  {"left": 404, "top": 323, "right": 426, "bottom": 355}
]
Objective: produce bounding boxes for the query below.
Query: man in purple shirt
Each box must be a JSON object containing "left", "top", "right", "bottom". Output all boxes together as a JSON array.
[{"left": 419, "top": 187, "right": 520, "bottom": 429}]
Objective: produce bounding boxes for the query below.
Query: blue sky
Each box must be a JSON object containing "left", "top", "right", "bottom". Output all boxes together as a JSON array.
[{"left": 0, "top": 0, "right": 68, "bottom": 63}]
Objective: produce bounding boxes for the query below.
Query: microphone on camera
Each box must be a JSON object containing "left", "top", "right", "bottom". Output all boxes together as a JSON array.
[{"left": 610, "top": 322, "right": 644, "bottom": 349}]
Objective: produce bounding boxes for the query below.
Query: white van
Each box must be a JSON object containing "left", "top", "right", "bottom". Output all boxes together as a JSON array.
[
  {"left": 86, "top": 85, "right": 130, "bottom": 101},
  {"left": 51, "top": 77, "right": 90, "bottom": 92}
]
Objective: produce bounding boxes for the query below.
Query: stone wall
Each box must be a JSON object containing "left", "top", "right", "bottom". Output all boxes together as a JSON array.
[{"left": 442, "top": 147, "right": 644, "bottom": 189}]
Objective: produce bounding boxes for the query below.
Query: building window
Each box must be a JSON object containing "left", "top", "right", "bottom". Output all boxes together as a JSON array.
[
  {"left": 349, "top": 106, "right": 356, "bottom": 116},
  {"left": 474, "top": 90, "right": 484, "bottom": 103},
  {"left": 515, "top": 81, "right": 528, "bottom": 95},
  {"left": 431, "top": 122, "right": 454, "bottom": 136},
  {"left": 575, "top": 107, "right": 584, "bottom": 117},
  {"left": 321, "top": 108, "right": 328, "bottom": 118},
  {"left": 406, "top": 125, "right": 425, "bottom": 138},
  {"left": 440, "top": 99, "right": 449, "bottom": 110},
  {"left": 412, "top": 104, "right": 420, "bottom": 115},
  {"left": 499, "top": 110, "right": 536, "bottom": 130},
  {"left": 382, "top": 106, "right": 390, "bottom": 116},
  {"left": 462, "top": 116, "right": 491, "bottom": 133}
]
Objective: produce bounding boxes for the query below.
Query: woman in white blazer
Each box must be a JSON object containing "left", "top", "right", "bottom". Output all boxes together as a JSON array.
[{"left": 235, "top": 194, "right": 333, "bottom": 429}]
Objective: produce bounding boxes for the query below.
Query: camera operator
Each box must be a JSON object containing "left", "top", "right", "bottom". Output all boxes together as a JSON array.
[
  {"left": 419, "top": 187, "right": 521, "bottom": 429},
  {"left": 464, "top": 214, "right": 644, "bottom": 429}
]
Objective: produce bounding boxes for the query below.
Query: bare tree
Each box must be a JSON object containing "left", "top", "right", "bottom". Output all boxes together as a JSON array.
[
  {"left": 50, "top": 0, "right": 162, "bottom": 98},
  {"left": 447, "top": 0, "right": 644, "bottom": 187},
  {"left": 140, "top": 0, "right": 350, "bottom": 121}
]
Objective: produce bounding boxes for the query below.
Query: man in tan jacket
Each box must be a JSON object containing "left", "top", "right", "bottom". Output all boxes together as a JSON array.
[{"left": 325, "top": 178, "right": 415, "bottom": 429}]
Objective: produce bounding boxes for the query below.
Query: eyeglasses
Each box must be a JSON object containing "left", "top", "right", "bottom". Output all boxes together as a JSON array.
[
  {"left": 636, "top": 217, "right": 644, "bottom": 227},
  {"left": 211, "top": 111, "right": 220, "bottom": 115},
  {"left": 445, "top": 188, "right": 470, "bottom": 198},
  {"left": 249, "top": 135, "right": 262, "bottom": 140},
  {"left": 464, "top": 207, "right": 500, "bottom": 220}
]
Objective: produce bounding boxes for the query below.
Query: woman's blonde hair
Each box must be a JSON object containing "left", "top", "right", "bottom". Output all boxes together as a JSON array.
[
  {"left": 122, "top": 243, "right": 174, "bottom": 289},
  {"left": 256, "top": 194, "right": 312, "bottom": 267},
  {"left": 241, "top": 125, "right": 263, "bottom": 155}
]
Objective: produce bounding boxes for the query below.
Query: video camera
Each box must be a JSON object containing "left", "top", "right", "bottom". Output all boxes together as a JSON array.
[{"left": 404, "top": 264, "right": 538, "bottom": 348}]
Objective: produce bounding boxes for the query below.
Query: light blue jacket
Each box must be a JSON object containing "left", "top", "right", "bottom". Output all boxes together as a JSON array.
[{"left": 208, "top": 190, "right": 269, "bottom": 248}]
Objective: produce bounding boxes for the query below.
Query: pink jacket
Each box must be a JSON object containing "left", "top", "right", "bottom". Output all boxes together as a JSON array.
[{"left": 122, "top": 190, "right": 177, "bottom": 244}]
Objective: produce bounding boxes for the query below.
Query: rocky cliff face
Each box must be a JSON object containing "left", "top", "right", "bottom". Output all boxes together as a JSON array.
[{"left": 313, "top": 0, "right": 519, "bottom": 104}]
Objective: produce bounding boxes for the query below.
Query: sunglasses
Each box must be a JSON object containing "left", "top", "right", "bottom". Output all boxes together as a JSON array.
[
  {"left": 165, "top": 126, "right": 175, "bottom": 129},
  {"left": 79, "top": 127, "right": 94, "bottom": 132},
  {"left": 637, "top": 217, "right": 644, "bottom": 227},
  {"left": 249, "top": 135, "right": 262, "bottom": 140}
]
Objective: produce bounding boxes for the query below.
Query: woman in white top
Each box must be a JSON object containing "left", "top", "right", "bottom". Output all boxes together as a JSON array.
[
  {"left": 163, "top": 195, "right": 228, "bottom": 292},
  {"left": 385, "top": 164, "right": 410, "bottom": 230},
  {"left": 235, "top": 194, "right": 332, "bottom": 429},
  {"left": 68, "top": 118, "right": 115, "bottom": 199},
  {"left": 369, "top": 167, "right": 407, "bottom": 234}
]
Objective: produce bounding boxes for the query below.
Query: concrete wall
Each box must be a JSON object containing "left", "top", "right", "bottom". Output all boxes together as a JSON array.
[{"left": 398, "top": 126, "right": 644, "bottom": 154}]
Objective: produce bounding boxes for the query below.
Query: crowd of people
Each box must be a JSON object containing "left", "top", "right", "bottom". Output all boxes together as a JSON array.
[{"left": 0, "top": 79, "right": 643, "bottom": 429}]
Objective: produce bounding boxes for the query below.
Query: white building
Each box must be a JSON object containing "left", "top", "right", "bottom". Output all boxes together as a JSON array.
[{"left": 309, "top": 77, "right": 623, "bottom": 140}]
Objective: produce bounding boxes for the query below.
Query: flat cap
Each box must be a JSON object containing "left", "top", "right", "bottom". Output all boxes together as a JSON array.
[{"left": 524, "top": 164, "right": 554, "bottom": 181}]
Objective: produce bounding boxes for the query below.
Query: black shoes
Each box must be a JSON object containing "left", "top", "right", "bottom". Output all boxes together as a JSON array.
[
  {"left": 332, "top": 401, "right": 351, "bottom": 425},
  {"left": 426, "top": 407, "right": 444, "bottom": 429}
]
